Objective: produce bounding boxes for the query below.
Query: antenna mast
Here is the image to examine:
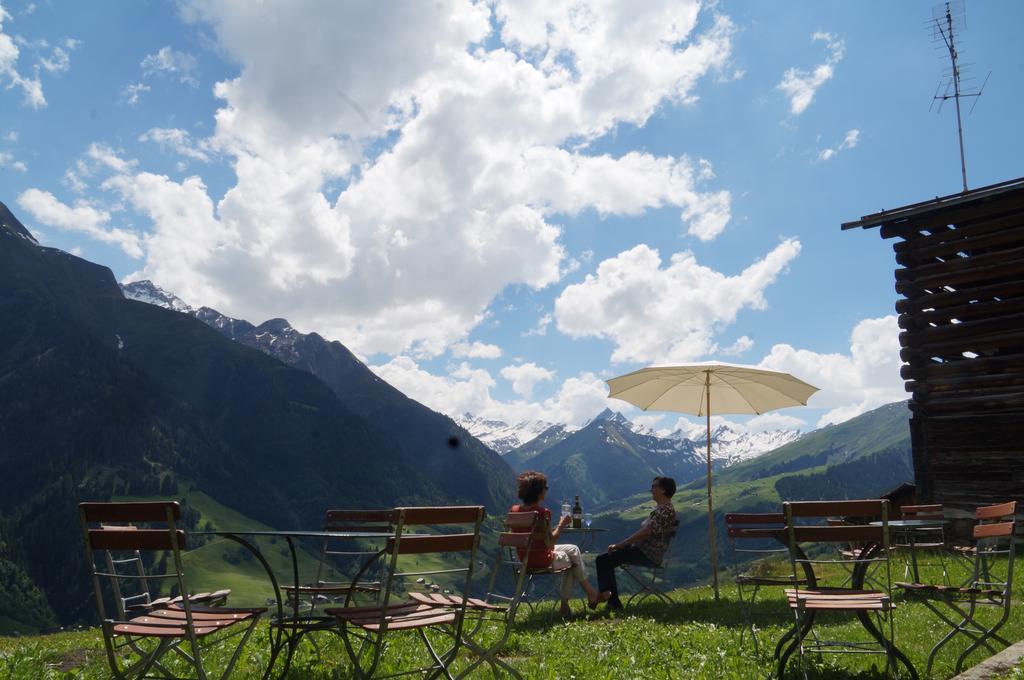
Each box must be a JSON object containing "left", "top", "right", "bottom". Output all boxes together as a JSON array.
[{"left": 929, "top": 1, "right": 988, "bottom": 192}]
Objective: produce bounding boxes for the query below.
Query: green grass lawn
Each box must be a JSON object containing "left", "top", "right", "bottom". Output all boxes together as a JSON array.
[{"left": 2, "top": 552, "right": 1021, "bottom": 679}]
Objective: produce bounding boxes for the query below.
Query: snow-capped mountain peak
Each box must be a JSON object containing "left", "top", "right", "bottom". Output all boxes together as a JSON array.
[
  {"left": 456, "top": 414, "right": 575, "bottom": 454},
  {"left": 121, "top": 280, "right": 193, "bottom": 313}
]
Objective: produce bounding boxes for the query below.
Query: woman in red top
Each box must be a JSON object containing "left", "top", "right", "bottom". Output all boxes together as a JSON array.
[{"left": 512, "top": 471, "right": 610, "bottom": 617}]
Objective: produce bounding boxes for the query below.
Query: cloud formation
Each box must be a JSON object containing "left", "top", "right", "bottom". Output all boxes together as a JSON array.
[
  {"left": 758, "top": 315, "right": 905, "bottom": 427},
  {"left": 500, "top": 362, "right": 555, "bottom": 399},
  {"left": 371, "top": 355, "right": 613, "bottom": 427},
  {"left": 0, "top": 5, "right": 45, "bottom": 108},
  {"left": 141, "top": 46, "right": 198, "bottom": 86},
  {"left": 818, "top": 128, "right": 859, "bottom": 161},
  {"left": 778, "top": 32, "right": 844, "bottom": 115},
  {"left": 554, "top": 239, "right": 802, "bottom": 363},
  {"left": 76, "top": 0, "right": 736, "bottom": 357},
  {"left": 16, "top": 188, "right": 143, "bottom": 257}
]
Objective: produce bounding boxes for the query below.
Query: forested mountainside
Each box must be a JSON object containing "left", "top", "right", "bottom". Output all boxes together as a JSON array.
[{"left": 0, "top": 202, "right": 513, "bottom": 628}]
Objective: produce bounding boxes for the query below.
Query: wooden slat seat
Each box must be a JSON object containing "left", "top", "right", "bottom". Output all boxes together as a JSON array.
[
  {"left": 407, "top": 591, "right": 505, "bottom": 611},
  {"left": 112, "top": 607, "right": 261, "bottom": 637},
  {"left": 133, "top": 589, "right": 232, "bottom": 612}
]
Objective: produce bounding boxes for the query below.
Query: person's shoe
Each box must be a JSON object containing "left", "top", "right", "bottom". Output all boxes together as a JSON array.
[
  {"left": 559, "top": 603, "right": 574, "bottom": 618},
  {"left": 605, "top": 598, "right": 624, "bottom": 612},
  {"left": 588, "top": 591, "right": 613, "bottom": 610}
]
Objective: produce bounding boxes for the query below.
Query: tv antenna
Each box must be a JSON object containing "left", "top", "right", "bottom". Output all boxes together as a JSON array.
[{"left": 928, "top": 0, "right": 989, "bottom": 192}]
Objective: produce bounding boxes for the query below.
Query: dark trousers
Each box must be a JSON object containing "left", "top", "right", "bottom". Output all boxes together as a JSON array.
[{"left": 596, "top": 546, "right": 657, "bottom": 608}]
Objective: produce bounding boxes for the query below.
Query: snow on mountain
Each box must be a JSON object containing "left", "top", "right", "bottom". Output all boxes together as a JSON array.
[
  {"left": 456, "top": 414, "right": 577, "bottom": 454},
  {"left": 467, "top": 407, "right": 802, "bottom": 466},
  {"left": 121, "top": 280, "right": 193, "bottom": 313}
]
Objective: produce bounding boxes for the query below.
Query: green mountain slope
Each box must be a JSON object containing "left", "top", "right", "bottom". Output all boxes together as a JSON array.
[
  {"left": 598, "top": 401, "right": 913, "bottom": 587},
  {"left": 0, "top": 202, "right": 508, "bottom": 627}
]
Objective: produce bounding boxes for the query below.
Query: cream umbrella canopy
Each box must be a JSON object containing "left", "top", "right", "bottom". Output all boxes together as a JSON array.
[{"left": 606, "top": 363, "right": 819, "bottom": 600}]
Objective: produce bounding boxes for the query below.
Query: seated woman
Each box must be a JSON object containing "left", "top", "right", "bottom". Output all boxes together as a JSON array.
[
  {"left": 596, "top": 476, "right": 677, "bottom": 611},
  {"left": 512, "top": 471, "right": 611, "bottom": 617}
]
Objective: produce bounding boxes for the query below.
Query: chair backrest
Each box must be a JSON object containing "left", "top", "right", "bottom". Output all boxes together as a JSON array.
[
  {"left": 79, "top": 502, "right": 193, "bottom": 628},
  {"left": 315, "top": 509, "right": 395, "bottom": 594},
  {"left": 486, "top": 512, "right": 545, "bottom": 617},
  {"left": 900, "top": 504, "right": 943, "bottom": 520},
  {"left": 783, "top": 500, "right": 891, "bottom": 590},
  {"left": 971, "top": 501, "right": 1017, "bottom": 592},
  {"left": 368, "top": 506, "right": 485, "bottom": 636},
  {"left": 725, "top": 512, "right": 790, "bottom": 576}
]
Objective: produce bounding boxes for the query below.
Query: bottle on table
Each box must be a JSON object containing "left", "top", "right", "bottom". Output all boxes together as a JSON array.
[{"left": 572, "top": 495, "right": 582, "bottom": 529}]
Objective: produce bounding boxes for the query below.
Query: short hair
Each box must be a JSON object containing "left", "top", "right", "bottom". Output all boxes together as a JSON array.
[
  {"left": 653, "top": 476, "right": 676, "bottom": 498},
  {"left": 517, "top": 471, "right": 548, "bottom": 505}
]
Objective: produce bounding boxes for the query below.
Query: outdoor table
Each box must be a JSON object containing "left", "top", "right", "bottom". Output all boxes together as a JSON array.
[
  {"left": 194, "top": 529, "right": 393, "bottom": 679},
  {"left": 870, "top": 518, "right": 948, "bottom": 583},
  {"left": 774, "top": 535, "right": 919, "bottom": 679},
  {"left": 557, "top": 526, "right": 608, "bottom": 553}
]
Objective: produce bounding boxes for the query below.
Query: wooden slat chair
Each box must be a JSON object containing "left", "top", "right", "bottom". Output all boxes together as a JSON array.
[
  {"left": 725, "top": 512, "right": 813, "bottom": 656},
  {"left": 503, "top": 512, "right": 573, "bottom": 618},
  {"left": 407, "top": 511, "right": 539, "bottom": 679},
  {"left": 80, "top": 502, "right": 265, "bottom": 680},
  {"left": 102, "top": 529, "right": 230, "bottom": 617},
  {"left": 279, "top": 509, "right": 393, "bottom": 632},
  {"left": 778, "top": 499, "right": 918, "bottom": 680},
  {"left": 896, "top": 501, "right": 1016, "bottom": 677},
  {"left": 620, "top": 518, "right": 679, "bottom": 607},
  {"left": 326, "top": 506, "right": 485, "bottom": 680}
]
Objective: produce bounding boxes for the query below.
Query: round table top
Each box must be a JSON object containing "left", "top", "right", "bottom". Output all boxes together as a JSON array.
[{"left": 558, "top": 526, "right": 607, "bottom": 533}]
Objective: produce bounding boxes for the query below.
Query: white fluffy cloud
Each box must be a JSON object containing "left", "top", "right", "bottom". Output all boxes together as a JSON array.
[
  {"left": 451, "top": 341, "right": 502, "bottom": 359},
  {"left": 554, "top": 239, "right": 801, "bottom": 363},
  {"left": 758, "top": 315, "right": 905, "bottom": 427},
  {"left": 139, "top": 128, "right": 210, "bottom": 162},
  {"left": 371, "top": 356, "right": 613, "bottom": 427},
  {"left": 121, "top": 82, "right": 150, "bottom": 106},
  {"left": 778, "top": 32, "right": 844, "bottom": 115},
  {"left": 72, "top": 0, "right": 736, "bottom": 358},
  {"left": 16, "top": 188, "right": 143, "bottom": 257},
  {"left": 818, "top": 128, "right": 859, "bottom": 161},
  {"left": 500, "top": 362, "right": 555, "bottom": 399},
  {"left": 0, "top": 5, "right": 45, "bottom": 108}
]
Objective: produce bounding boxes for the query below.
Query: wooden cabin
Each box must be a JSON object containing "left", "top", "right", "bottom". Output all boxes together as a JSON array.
[{"left": 842, "top": 177, "right": 1024, "bottom": 510}]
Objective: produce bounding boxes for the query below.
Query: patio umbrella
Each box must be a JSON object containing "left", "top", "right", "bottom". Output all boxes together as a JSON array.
[{"left": 606, "top": 363, "right": 819, "bottom": 600}]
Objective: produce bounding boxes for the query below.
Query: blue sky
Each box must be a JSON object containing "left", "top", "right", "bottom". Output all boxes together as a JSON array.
[{"left": 2, "top": 1, "right": 1022, "bottom": 434}]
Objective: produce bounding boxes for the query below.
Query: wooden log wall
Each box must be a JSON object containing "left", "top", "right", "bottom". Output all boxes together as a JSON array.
[{"left": 877, "top": 188, "right": 1024, "bottom": 510}]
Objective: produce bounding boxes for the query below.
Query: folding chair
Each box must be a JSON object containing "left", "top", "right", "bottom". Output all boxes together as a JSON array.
[
  {"left": 894, "top": 504, "right": 949, "bottom": 584},
  {"left": 326, "top": 506, "right": 485, "bottom": 680},
  {"left": 896, "top": 501, "right": 1016, "bottom": 676},
  {"left": 778, "top": 499, "right": 918, "bottom": 680},
  {"left": 502, "top": 512, "right": 573, "bottom": 618},
  {"left": 408, "top": 510, "right": 539, "bottom": 679},
  {"left": 279, "top": 509, "right": 393, "bottom": 632},
  {"left": 80, "top": 502, "right": 265, "bottom": 680},
  {"left": 103, "top": 537, "right": 230, "bottom": 616},
  {"left": 620, "top": 519, "right": 679, "bottom": 606},
  {"left": 725, "top": 512, "right": 813, "bottom": 655}
]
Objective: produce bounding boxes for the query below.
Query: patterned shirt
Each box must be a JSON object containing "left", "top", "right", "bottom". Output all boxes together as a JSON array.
[{"left": 634, "top": 502, "right": 677, "bottom": 566}]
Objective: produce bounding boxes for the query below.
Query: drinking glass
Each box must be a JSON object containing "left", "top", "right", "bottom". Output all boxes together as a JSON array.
[
  {"left": 561, "top": 501, "right": 571, "bottom": 519},
  {"left": 583, "top": 513, "right": 593, "bottom": 528}
]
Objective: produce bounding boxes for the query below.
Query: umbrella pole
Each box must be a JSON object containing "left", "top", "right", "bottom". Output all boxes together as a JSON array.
[{"left": 706, "top": 372, "right": 719, "bottom": 601}]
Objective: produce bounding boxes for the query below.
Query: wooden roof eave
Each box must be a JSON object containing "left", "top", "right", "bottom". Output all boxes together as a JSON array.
[{"left": 841, "top": 176, "right": 1024, "bottom": 233}]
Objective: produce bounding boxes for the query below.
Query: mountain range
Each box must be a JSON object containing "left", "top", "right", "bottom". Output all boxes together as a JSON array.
[{"left": 0, "top": 202, "right": 513, "bottom": 629}]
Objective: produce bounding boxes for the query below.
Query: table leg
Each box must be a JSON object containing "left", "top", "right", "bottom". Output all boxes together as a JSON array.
[
  {"left": 855, "top": 608, "right": 918, "bottom": 680},
  {"left": 219, "top": 534, "right": 286, "bottom": 680}
]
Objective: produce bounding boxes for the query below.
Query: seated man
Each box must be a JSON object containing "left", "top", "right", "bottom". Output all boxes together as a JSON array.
[{"left": 596, "top": 476, "right": 677, "bottom": 611}]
